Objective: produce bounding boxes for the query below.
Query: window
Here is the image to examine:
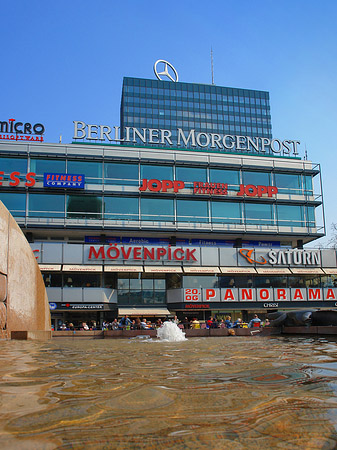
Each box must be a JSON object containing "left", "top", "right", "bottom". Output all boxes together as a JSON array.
[
  {"left": 243, "top": 171, "right": 270, "bottom": 186},
  {"left": 211, "top": 201, "right": 242, "bottom": 224},
  {"left": 183, "top": 275, "right": 218, "bottom": 289},
  {"left": 274, "top": 173, "right": 301, "bottom": 195},
  {"left": 67, "top": 161, "right": 102, "bottom": 184},
  {"left": 244, "top": 203, "right": 274, "bottom": 226},
  {"left": 141, "top": 164, "right": 173, "bottom": 180},
  {"left": 30, "top": 159, "right": 66, "bottom": 176},
  {"left": 104, "top": 162, "right": 138, "bottom": 186},
  {"left": 141, "top": 198, "right": 174, "bottom": 222},
  {"left": 0, "top": 157, "right": 27, "bottom": 173},
  {"left": 29, "top": 194, "right": 64, "bottom": 218},
  {"left": 1, "top": 192, "right": 26, "bottom": 217},
  {"left": 67, "top": 195, "right": 102, "bottom": 219},
  {"left": 104, "top": 197, "right": 138, "bottom": 221},
  {"left": 277, "top": 204, "right": 304, "bottom": 227},
  {"left": 177, "top": 199, "right": 209, "bottom": 222},
  {"left": 210, "top": 169, "right": 240, "bottom": 188},
  {"left": 176, "top": 167, "right": 207, "bottom": 187}
]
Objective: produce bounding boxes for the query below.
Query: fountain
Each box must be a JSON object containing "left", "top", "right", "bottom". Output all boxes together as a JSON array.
[{"left": 157, "top": 321, "right": 186, "bottom": 341}]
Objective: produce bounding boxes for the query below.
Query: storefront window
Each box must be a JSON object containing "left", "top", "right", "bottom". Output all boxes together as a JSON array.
[
  {"left": 30, "top": 158, "right": 66, "bottom": 180},
  {"left": 104, "top": 197, "right": 138, "bottom": 221},
  {"left": 177, "top": 199, "right": 209, "bottom": 223},
  {"left": 67, "top": 161, "right": 102, "bottom": 184},
  {"left": 141, "top": 198, "right": 174, "bottom": 222},
  {"left": 183, "top": 275, "right": 218, "bottom": 289},
  {"left": 0, "top": 192, "right": 26, "bottom": 217},
  {"left": 67, "top": 195, "right": 102, "bottom": 220},
  {"left": 104, "top": 162, "right": 138, "bottom": 186},
  {"left": 211, "top": 201, "right": 242, "bottom": 224},
  {"left": 29, "top": 194, "right": 65, "bottom": 218},
  {"left": 63, "top": 273, "right": 100, "bottom": 287},
  {"left": 43, "top": 272, "right": 62, "bottom": 287}
]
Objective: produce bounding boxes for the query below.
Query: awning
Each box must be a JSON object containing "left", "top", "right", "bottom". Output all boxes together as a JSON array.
[
  {"left": 256, "top": 268, "right": 292, "bottom": 275},
  {"left": 118, "top": 308, "right": 171, "bottom": 317},
  {"left": 183, "top": 266, "right": 220, "bottom": 273},
  {"left": 104, "top": 265, "right": 143, "bottom": 272},
  {"left": 323, "top": 268, "right": 337, "bottom": 275},
  {"left": 220, "top": 267, "right": 257, "bottom": 274},
  {"left": 144, "top": 266, "right": 182, "bottom": 273},
  {"left": 39, "top": 264, "right": 61, "bottom": 271},
  {"left": 62, "top": 265, "right": 103, "bottom": 272},
  {"left": 290, "top": 268, "right": 324, "bottom": 275}
]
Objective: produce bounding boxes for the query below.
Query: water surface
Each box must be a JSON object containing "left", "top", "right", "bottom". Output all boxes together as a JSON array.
[{"left": 1, "top": 336, "right": 337, "bottom": 449}]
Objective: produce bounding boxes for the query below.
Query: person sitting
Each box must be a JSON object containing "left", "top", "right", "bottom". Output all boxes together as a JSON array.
[
  {"left": 248, "top": 314, "right": 262, "bottom": 328},
  {"left": 140, "top": 319, "right": 148, "bottom": 329},
  {"left": 264, "top": 318, "right": 271, "bottom": 327},
  {"left": 191, "top": 318, "right": 200, "bottom": 329},
  {"left": 111, "top": 319, "right": 119, "bottom": 330},
  {"left": 232, "top": 318, "right": 243, "bottom": 328},
  {"left": 224, "top": 315, "right": 233, "bottom": 328}
]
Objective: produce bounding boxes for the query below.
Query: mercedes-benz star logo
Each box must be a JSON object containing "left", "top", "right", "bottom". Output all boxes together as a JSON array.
[{"left": 154, "top": 60, "right": 179, "bottom": 82}]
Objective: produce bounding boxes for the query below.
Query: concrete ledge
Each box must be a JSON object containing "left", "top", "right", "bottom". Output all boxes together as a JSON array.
[
  {"left": 282, "top": 326, "right": 337, "bottom": 335},
  {"left": 52, "top": 330, "right": 104, "bottom": 339},
  {"left": 11, "top": 330, "right": 52, "bottom": 340}
]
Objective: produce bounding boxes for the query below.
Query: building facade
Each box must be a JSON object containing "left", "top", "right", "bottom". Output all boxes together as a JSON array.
[{"left": 0, "top": 69, "right": 330, "bottom": 329}]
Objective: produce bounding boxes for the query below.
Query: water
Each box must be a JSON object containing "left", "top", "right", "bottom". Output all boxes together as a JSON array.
[
  {"left": 1, "top": 336, "right": 337, "bottom": 449},
  {"left": 157, "top": 321, "right": 186, "bottom": 341}
]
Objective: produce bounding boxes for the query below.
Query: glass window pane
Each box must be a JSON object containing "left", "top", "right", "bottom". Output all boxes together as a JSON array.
[
  {"left": 104, "top": 162, "right": 138, "bottom": 185},
  {"left": 211, "top": 201, "right": 242, "bottom": 223},
  {"left": 176, "top": 167, "right": 207, "bottom": 187},
  {"left": 274, "top": 173, "right": 301, "bottom": 194},
  {"left": 243, "top": 171, "right": 270, "bottom": 186},
  {"left": 277, "top": 204, "right": 304, "bottom": 227},
  {"left": 141, "top": 165, "right": 173, "bottom": 180},
  {"left": 0, "top": 192, "right": 26, "bottom": 216},
  {"left": 67, "top": 161, "right": 102, "bottom": 184},
  {"left": 210, "top": 169, "right": 239, "bottom": 186},
  {"left": 30, "top": 158, "right": 66, "bottom": 175},
  {"left": 67, "top": 195, "right": 102, "bottom": 219},
  {"left": 0, "top": 157, "right": 27, "bottom": 173},
  {"left": 104, "top": 197, "right": 138, "bottom": 221},
  {"left": 177, "top": 199, "right": 208, "bottom": 222},
  {"left": 183, "top": 275, "right": 218, "bottom": 289},
  {"left": 244, "top": 203, "right": 273, "bottom": 225},
  {"left": 141, "top": 198, "right": 174, "bottom": 221},
  {"left": 29, "top": 194, "right": 64, "bottom": 217}
]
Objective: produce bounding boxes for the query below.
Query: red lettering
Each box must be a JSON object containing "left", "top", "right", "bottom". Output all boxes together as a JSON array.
[
  {"left": 156, "top": 248, "right": 167, "bottom": 260},
  {"left": 268, "top": 186, "right": 278, "bottom": 196},
  {"left": 223, "top": 289, "right": 235, "bottom": 301},
  {"left": 259, "top": 289, "right": 270, "bottom": 300},
  {"left": 139, "top": 179, "right": 147, "bottom": 191},
  {"left": 257, "top": 185, "right": 267, "bottom": 197},
  {"left": 0, "top": 171, "right": 3, "bottom": 185},
  {"left": 293, "top": 289, "right": 304, "bottom": 300},
  {"left": 144, "top": 248, "right": 155, "bottom": 260},
  {"left": 133, "top": 247, "right": 142, "bottom": 260},
  {"left": 308, "top": 289, "right": 321, "bottom": 300},
  {"left": 326, "top": 289, "right": 336, "bottom": 300},
  {"left": 241, "top": 289, "right": 253, "bottom": 300},
  {"left": 206, "top": 289, "right": 216, "bottom": 301},
  {"left": 148, "top": 179, "right": 161, "bottom": 192},
  {"left": 9, "top": 171, "right": 20, "bottom": 186},
  {"left": 277, "top": 289, "right": 287, "bottom": 300},
  {"left": 186, "top": 249, "right": 197, "bottom": 261},
  {"left": 120, "top": 247, "right": 132, "bottom": 259},
  {"left": 173, "top": 180, "right": 185, "bottom": 192},
  {"left": 88, "top": 246, "right": 105, "bottom": 260},
  {"left": 245, "top": 185, "right": 257, "bottom": 197},
  {"left": 161, "top": 180, "right": 173, "bottom": 192},
  {"left": 173, "top": 248, "right": 184, "bottom": 260},
  {"left": 25, "top": 172, "right": 36, "bottom": 187}
]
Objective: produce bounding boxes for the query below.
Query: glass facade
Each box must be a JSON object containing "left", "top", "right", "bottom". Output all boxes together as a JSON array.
[{"left": 120, "top": 77, "right": 272, "bottom": 149}]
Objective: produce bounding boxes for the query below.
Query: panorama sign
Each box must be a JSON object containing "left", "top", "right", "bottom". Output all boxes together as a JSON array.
[{"left": 73, "top": 121, "right": 300, "bottom": 156}]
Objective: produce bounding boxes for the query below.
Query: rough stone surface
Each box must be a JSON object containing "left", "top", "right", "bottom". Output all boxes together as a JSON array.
[{"left": 0, "top": 201, "right": 51, "bottom": 339}]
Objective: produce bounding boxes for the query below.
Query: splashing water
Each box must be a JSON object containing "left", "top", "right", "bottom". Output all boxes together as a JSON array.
[{"left": 157, "top": 321, "right": 186, "bottom": 341}]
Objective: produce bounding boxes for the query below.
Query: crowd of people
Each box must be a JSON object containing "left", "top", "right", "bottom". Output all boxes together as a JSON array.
[{"left": 56, "top": 314, "right": 270, "bottom": 331}]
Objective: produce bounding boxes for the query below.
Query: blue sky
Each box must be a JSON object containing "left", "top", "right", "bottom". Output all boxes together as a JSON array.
[{"left": 1, "top": 0, "right": 336, "bottom": 245}]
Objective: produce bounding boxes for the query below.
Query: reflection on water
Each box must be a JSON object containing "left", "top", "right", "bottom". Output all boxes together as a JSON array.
[{"left": 1, "top": 336, "right": 337, "bottom": 449}]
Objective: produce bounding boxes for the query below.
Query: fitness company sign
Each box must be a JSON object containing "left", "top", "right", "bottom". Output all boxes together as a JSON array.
[{"left": 73, "top": 121, "right": 300, "bottom": 156}]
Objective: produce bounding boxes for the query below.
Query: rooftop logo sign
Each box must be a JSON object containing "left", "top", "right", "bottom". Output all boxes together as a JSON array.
[
  {"left": 73, "top": 121, "right": 300, "bottom": 156},
  {"left": 239, "top": 249, "right": 321, "bottom": 266},
  {"left": 0, "top": 118, "right": 45, "bottom": 142},
  {"left": 154, "top": 60, "right": 179, "bottom": 82}
]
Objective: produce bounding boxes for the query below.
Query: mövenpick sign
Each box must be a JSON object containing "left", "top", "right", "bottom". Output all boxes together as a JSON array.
[{"left": 73, "top": 121, "right": 300, "bottom": 156}]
